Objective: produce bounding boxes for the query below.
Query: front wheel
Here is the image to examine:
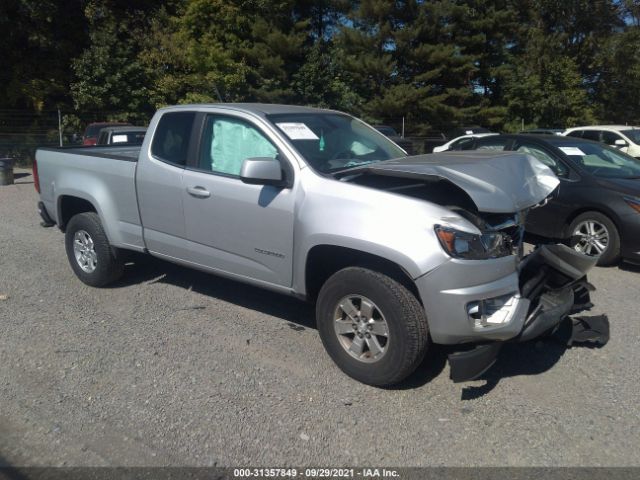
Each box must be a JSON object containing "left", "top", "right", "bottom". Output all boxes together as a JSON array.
[
  {"left": 64, "top": 212, "right": 124, "bottom": 287},
  {"left": 316, "top": 267, "right": 429, "bottom": 387},
  {"left": 568, "top": 211, "right": 620, "bottom": 266}
]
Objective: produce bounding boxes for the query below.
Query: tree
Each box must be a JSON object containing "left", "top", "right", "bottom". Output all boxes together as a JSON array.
[
  {"left": 0, "top": 0, "right": 87, "bottom": 110},
  {"left": 71, "top": 1, "right": 159, "bottom": 123},
  {"left": 592, "top": 26, "right": 640, "bottom": 124},
  {"left": 502, "top": 31, "right": 595, "bottom": 130}
]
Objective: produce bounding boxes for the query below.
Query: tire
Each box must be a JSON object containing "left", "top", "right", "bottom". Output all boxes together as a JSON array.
[
  {"left": 316, "top": 267, "right": 429, "bottom": 387},
  {"left": 568, "top": 211, "right": 621, "bottom": 266},
  {"left": 64, "top": 212, "right": 124, "bottom": 287}
]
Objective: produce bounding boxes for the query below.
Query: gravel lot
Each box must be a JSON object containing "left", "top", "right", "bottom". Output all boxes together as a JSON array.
[{"left": 1, "top": 169, "right": 639, "bottom": 467}]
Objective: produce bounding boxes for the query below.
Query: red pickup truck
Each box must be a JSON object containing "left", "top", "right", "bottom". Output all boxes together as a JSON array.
[{"left": 82, "top": 122, "right": 131, "bottom": 145}]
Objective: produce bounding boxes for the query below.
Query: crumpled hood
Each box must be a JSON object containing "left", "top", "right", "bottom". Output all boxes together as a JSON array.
[{"left": 340, "top": 151, "right": 560, "bottom": 213}]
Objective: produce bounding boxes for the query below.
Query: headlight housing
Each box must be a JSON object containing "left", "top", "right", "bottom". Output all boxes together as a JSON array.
[{"left": 435, "top": 225, "right": 512, "bottom": 260}]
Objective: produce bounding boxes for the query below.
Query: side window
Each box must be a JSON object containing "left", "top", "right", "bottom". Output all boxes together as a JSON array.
[
  {"left": 151, "top": 111, "right": 196, "bottom": 166},
  {"left": 198, "top": 115, "right": 278, "bottom": 176},
  {"left": 451, "top": 138, "right": 474, "bottom": 150},
  {"left": 581, "top": 130, "right": 601, "bottom": 142},
  {"left": 601, "top": 131, "right": 622, "bottom": 146},
  {"left": 566, "top": 130, "right": 583, "bottom": 138},
  {"left": 516, "top": 143, "right": 568, "bottom": 177},
  {"left": 475, "top": 138, "right": 509, "bottom": 151}
]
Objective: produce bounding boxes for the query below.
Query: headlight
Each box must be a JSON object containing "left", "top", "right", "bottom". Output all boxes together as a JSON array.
[
  {"left": 435, "top": 225, "right": 512, "bottom": 260},
  {"left": 624, "top": 196, "right": 640, "bottom": 214}
]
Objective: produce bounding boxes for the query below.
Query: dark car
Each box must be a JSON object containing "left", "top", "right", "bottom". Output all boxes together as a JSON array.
[
  {"left": 372, "top": 125, "right": 414, "bottom": 154},
  {"left": 83, "top": 122, "right": 132, "bottom": 146},
  {"left": 97, "top": 126, "right": 147, "bottom": 145},
  {"left": 460, "top": 134, "right": 640, "bottom": 265}
]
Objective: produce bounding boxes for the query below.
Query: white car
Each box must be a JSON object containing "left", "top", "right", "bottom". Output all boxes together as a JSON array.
[
  {"left": 563, "top": 125, "right": 640, "bottom": 158},
  {"left": 432, "top": 133, "right": 498, "bottom": 153}
]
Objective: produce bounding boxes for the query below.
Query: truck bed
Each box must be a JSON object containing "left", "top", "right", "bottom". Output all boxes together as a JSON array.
[
  {"left": 37, "top": 145, "right": 142, "bottom": 162},
  {"left": 35, "top": 145, "right": 145, "bottom": 251}
]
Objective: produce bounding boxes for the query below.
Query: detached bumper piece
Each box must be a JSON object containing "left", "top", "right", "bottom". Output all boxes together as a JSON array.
[
  {"left": 449, "top": 244, "right": 606, "bottom": 383},
  {"left": 570, "top": 315, "right": 610, "bottom": 346},
  {"left": 449, "top": 343, "right": 502, "bottom": 383}
]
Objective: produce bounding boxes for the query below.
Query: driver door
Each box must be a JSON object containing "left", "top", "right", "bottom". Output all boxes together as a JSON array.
[{"left": 181, "top": 112, "right": 296, "bottom": 287}]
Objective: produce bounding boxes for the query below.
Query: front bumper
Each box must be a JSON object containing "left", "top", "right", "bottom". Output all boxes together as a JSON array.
[{"left": 416, "top": 244, "right": 597, "bottom": 345}]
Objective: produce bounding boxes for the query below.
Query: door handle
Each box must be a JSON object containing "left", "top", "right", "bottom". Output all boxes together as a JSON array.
[{"left": 186, "top": 186, "right": 211, "bottom": 198}]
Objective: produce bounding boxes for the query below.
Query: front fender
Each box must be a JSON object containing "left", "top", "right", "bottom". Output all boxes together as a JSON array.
[{"left": 292, "top": 170, "right": 463, "bottom": 295}]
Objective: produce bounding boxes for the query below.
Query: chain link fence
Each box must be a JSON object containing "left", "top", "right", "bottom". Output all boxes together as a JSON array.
[{"left": 0, "top": 109, "right": 148, "bottom": 166}]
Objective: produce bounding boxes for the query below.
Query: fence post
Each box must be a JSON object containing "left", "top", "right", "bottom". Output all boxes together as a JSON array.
[{"left": 58, "top": 109, "right": 63, "bottom": 147}]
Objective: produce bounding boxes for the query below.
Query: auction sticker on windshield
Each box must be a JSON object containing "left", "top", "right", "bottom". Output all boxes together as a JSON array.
[
  {"left": 276, "top": 123, "right": 319, "bottom": 140},
  {"left": 559, "top": 146, "right": 586, "bottom": 156}
]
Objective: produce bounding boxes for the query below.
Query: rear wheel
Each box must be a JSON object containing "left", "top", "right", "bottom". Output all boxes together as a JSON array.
[
  {"left": 316, "top": 267, "right": 429, "bottom": 387},
  {"left": 568, "top": 212, "right": 620, "bottom": 266},
  {"left": 65, "top": 212, "right": 124, "bottom": 287}
]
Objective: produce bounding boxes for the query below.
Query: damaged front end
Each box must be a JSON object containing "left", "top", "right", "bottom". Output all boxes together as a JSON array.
[
  {"left": 338, "top": 151, "right": 608, "bottom": 383},
  {"left": 448, "top": 243, "right": 604, "bottom": 382}
]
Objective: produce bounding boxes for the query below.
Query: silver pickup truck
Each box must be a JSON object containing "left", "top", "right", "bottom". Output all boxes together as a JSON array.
[{"left": 35, "top": 104, "right": 601, "bottom": 386}]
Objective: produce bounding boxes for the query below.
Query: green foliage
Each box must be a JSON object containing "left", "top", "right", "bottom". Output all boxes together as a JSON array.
[
  {"left": 70, "top": 1, "right": 156, "bottom": 123},
  {"left": 0, "top": 0, "right": 87, "bottom": 110},
  {"left": 3, "top": 0, "right": 640, "bottom": 137},
  {"left": 592, "top": 26, "right": 640, "bottom": 124}
]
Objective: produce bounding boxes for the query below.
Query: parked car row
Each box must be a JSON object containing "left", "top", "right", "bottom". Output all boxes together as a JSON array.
[
  {"left": 564, "top": 125, "right": 640, "bottom": 158},
  {"left": 452, "top": 134, "right": 640, "bottom": 266}
]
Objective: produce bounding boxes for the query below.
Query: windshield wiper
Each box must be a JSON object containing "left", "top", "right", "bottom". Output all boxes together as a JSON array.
[{"left": 330, "top": 160, "right": 382, "bottom": 175}]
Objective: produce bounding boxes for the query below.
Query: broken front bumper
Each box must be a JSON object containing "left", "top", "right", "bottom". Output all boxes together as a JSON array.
[
  {"left": 417, "top": 244, "right": 597, "bottom": 346},
  {"left": 419, "top": 244, "right": 601, "bottom": 383}
]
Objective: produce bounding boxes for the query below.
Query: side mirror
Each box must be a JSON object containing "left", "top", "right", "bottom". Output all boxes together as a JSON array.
[
  {"left": 240, "top": 157, "right": 285, "bottom": 186},
  {"left": 615, "top": 139, "right": 628, "bottom": 147}
]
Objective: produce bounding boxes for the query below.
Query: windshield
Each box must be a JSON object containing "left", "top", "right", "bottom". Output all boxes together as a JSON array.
[
  {"left": 268, "top": 113, "right": 406, "bottom": 173},
  {"left": 551, "top": 139, "right": 640, "bottom": 178},
  {"left": 621, "top": 129, "right": 640, "bottom": 144}
]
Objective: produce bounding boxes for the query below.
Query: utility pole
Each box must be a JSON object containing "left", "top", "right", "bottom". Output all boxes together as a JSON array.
[{"left": 58, "top": 109, "right": 63, "bottom": 146}]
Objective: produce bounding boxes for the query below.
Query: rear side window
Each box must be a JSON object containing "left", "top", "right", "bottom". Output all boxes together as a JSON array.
[
  {"left": 581, "top": 130, "right": 601, "bottom": 142},
  {"left": 601, "top": 131, "right": 622, "bottom": 146},
  {"left": 151, "top": 112, "right": 196, "bottom": 166},
  {"left": 450, "top": 138, "right": 474, "bottom": 150},
  {"left": 566, "top": 130, "right": 583, "bottom": 138}
]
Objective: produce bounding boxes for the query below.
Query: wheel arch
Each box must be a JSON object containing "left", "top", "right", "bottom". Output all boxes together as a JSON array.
[
  {"left": 304, "top": 244, "right": 421, "bottom": 303},
  {"left": 57, "top": 195, "right": 99, "bottom": 232}
]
